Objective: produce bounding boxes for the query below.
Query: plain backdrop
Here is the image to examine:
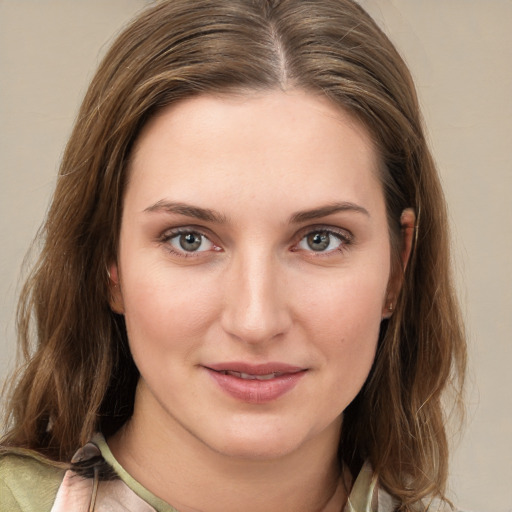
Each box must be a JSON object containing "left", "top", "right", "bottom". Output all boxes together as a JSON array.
[{"left": 1, "top": 1, "right": 511, "bottom": 511}]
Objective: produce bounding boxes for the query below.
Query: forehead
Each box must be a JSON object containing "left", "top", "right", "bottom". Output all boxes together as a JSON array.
[{"left": 126, "top": 89, "right": 383, "bottom": 218}]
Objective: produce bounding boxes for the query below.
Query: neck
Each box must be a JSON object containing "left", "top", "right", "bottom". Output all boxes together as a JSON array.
[{"left": 109, "top": 386, "right": 347, "bottom": 512}]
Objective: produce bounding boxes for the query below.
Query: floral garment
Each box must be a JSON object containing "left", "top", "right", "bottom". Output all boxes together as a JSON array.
[{"left": 50, "top": 435, "right": 400, "bottom": 512}]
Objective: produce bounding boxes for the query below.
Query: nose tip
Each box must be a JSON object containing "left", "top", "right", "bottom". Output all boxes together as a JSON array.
[{"left": 220, "top": 259, "right": 291, "bottom": 346}]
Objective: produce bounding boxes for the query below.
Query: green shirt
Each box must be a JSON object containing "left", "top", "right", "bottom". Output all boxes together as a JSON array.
[
  {"left": 1, "top": 434, "right": 397, "bottom": 511},
  {"left": 0, "top": 450, "right": 62, "bottom": 512},
  {"left": 0, "top": 435, "right": 175, "bottom": 512}
]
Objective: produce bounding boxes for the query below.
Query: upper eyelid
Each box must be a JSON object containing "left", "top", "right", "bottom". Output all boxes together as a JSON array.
[
  {"left": 295, "top": 224, "right": 353, "bottom": 242},
  {"left": 158, "top": 224, "right": 354, "bottom": 249},
  {"left": 160, "top": 229, "right": 218, "bottom": 257},
  {"left": 160, "top": 225, "right": 215, "bottom": 240},
  {"left": 159, "top": 227, "right": 218, "bottom": 252}
]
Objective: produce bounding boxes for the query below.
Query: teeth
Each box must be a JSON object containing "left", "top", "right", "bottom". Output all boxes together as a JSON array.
[{"left": 221, "top": 370, "right": 281, "bottom": 380}]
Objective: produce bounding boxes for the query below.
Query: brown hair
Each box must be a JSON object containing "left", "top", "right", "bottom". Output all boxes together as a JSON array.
[{"left": 1, "top": 0, "right": 466, "bottom": 508}]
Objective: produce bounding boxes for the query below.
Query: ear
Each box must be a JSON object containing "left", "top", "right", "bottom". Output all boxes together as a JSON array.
[
  {"left": 399, "top": 208, "right": 416, "bottom": 272},
  {"left": 108, "top": 262, "right": 125, "bottom": 314},
  {"left": 382, "top": 208, "right": 416, "bottom": 319}
]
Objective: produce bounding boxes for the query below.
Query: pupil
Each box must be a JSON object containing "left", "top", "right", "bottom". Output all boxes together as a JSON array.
[
  {"left": 180, "top": 233, "right": 201, "bottom": 251},
  {"left": 308, "top": 232, "right": 329, "bottom": 251}
]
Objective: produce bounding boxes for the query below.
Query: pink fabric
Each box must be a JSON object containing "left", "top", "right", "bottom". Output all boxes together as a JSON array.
[
  {"left": 51, "top": 442, "right": 157, "bottom": 512},
  {"left": 51, "top": 472, "right": 158, "bottom": 512}
]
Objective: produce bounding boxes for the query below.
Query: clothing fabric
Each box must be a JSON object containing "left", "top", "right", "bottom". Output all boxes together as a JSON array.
[{"left": 0, "top": 434, "right": 407, "bottom": 512}]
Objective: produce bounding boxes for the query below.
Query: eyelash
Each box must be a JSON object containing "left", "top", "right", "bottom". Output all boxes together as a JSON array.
[
  {"left": 159, "top": 227, "right": 220, "bottom": 258},
  {"left": 158, "top": 225, "right": 353, "bottom": 258},
  {"left": 293, "top": 226, "right": 353, "bottom": 256}
]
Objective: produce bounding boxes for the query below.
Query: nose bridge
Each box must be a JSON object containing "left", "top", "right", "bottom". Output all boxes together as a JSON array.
[{"left": 221, "top": 245, "right": 290, "bottom": 344}]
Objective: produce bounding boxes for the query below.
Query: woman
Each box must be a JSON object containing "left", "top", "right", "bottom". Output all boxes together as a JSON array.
[{"left": 0, "top": 0, "right": 466, "bottom": 511}]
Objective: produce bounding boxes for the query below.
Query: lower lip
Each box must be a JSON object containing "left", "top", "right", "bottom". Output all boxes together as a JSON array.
[{"left": 205, "top": 369, "right": 307, "bottom": 403}]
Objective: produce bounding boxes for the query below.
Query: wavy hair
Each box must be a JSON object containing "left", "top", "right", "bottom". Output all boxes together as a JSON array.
[{"left": 1, "top": 0, "right": 466, "bottom": 508}]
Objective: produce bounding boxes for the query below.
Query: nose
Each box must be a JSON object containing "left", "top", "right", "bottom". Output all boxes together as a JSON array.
[{"left": 220, "top": 251, "right": 292, "bottom": 346}]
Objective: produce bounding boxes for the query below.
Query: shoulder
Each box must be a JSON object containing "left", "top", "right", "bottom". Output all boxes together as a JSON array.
[
  {"left": 0, "top": 451, "right": 64, "bottom": 512},
  {"left": 349, "top": 462, "right": 457, "bottom": 512}
]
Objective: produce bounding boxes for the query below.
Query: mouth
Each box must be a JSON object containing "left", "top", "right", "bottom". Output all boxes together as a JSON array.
[
  {"left": 215, "top": 370, "right": 289, "bottom": 381},
  {"left": 203, "top": 362, "right": 307, "bottom": 403}
]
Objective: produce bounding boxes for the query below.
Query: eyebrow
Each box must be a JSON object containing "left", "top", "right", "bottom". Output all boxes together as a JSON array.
[
  {"left": 289, "top": 202, "right": 370, "bottom": 223},
  {"left": 144, "top": 200, "right": 228, "bottom": 224},
  {"left": 144, "top": 200, "right": 369, "bottom": 224}
]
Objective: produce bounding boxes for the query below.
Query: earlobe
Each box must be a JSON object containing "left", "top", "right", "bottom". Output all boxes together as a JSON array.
[
  {"left": 107, "top": 263, "right": 125, "bottom": 314},
  {"left": 381, "top": 301, "right": 394, "bottom": 320}
]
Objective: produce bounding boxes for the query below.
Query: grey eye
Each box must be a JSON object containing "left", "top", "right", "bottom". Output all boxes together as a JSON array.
[
  {"left": 179, "top": 232, "right": 203, "bottom": 251},
  {"left": 306, "top": 232, "right": 330, "bottom": 251},
  {"left": 166, "top": 230, "right": 216, "bottom": 255},
  {"left": 297, "top": 230, "right": 344, "bottom": 253}
]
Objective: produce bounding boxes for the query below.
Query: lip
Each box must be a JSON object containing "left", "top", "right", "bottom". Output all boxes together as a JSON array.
[{"left": 203, "top": 362, "right": 307, "bottom": 403}]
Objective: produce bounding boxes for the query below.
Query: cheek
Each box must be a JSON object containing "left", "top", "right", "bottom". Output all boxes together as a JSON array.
[
  {"left": 296, "top": 266, "right": 387, "bottom": 391},
  {"left": 298, "top": 261, "right": 389, "bottom": 331},
  {"left": 120, "top": 265, "right": 221, "bottom": 360}
]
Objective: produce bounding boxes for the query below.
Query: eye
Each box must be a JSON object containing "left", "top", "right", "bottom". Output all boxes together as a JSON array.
[
  {"left": 296, "top": 230, "right": 348, "bottom": 253},
  {"left": 166, "top": 230, "right": 216, "bottom": 254}
]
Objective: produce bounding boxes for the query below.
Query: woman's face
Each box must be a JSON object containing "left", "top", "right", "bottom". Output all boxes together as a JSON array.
[{"left": 111, "top": 90, "right": 396, "bottom": 459}]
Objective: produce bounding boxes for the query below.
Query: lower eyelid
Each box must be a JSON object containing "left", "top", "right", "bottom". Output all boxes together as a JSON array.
[
  {"left": 160, "top": 229, "right": 223, "bottom": 257},
  {"left": 293, "top": 229, "right": 353, "bottom": 254},
  {"left": 158, "top": 227, "right": 352, "bottom": 256}
]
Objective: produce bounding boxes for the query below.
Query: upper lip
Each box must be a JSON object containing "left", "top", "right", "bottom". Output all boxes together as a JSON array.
[{"left": 204, "top": 362, "right": 306, "bottom": 375}]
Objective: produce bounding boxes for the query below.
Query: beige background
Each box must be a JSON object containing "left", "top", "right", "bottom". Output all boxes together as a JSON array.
[{"left": 1, "top": 1, "right": 510, "bottom": 510}]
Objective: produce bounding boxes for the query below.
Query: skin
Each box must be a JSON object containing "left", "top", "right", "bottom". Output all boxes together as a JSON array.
[{"left": 109, "top": 89, "right": 415, "bottom": 512}]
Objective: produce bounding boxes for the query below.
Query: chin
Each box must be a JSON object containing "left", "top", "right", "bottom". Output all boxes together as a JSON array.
[
  {"left": 200, "top": 417, "right": 328, "bottom": 461},
  {"left": 212, "top": 434, "right": 303, "bottom": 461}
]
